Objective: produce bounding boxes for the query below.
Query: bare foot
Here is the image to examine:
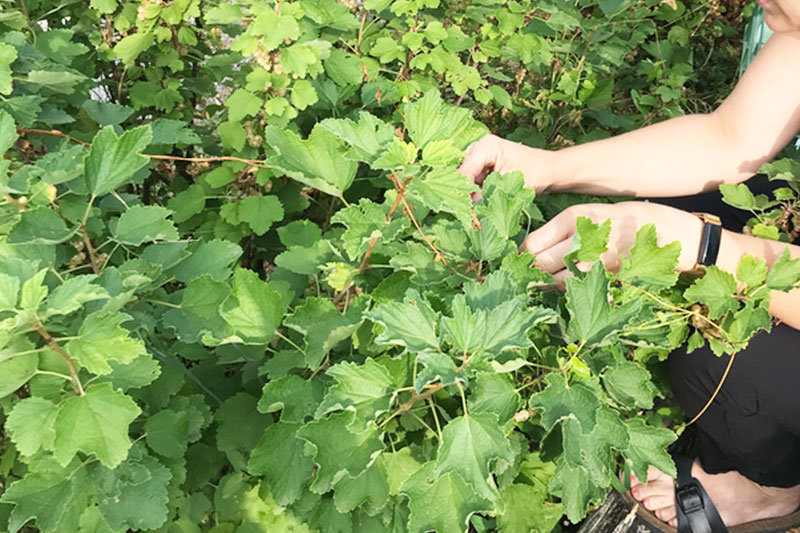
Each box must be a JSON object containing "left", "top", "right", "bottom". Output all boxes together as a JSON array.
[{"left": 630, "top": 462, "right": 800, "bottom": 528}]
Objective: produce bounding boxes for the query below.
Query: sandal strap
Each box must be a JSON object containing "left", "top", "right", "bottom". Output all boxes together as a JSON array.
[{"left": 674, "top": 455, "right": 728, "bottom": 533}]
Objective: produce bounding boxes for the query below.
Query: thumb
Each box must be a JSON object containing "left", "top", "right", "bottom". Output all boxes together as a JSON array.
[{"left": 458, "top": 138, "right": 496, "bottom": 185}]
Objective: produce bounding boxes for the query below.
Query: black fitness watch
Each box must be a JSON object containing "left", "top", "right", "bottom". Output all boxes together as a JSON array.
[{"left": 692, "top": 212, "right": 723, "bottom": 268}]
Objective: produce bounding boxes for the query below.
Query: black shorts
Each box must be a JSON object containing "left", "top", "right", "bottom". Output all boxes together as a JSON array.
[{"left": 651, "top": 179, "right": 800, "bottom": 488}]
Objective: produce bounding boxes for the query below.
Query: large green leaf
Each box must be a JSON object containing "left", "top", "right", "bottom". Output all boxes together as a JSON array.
[
  {"left": 84, "top": 125, "right": 152, "bottom": 197},
  {"left": 53, "top": 383, "right": 142, "bottom": 469},
  {"left": 266, "top": 124, "right": 358, "bottom": 198},
  {"left": 221, "top": 268, "right": 284, "bottom": 344},
  {"left": 401, "top": 462, "right": 494, "bottom": 533},
  {"left": 565, "top": 262, "right": 641, "bottom": 345},
  {"left": 434, "top": 413, "right": 515, "bottom": 501},
  {"left": 65, "top": 312, "right": 147, "bottom": 375}
]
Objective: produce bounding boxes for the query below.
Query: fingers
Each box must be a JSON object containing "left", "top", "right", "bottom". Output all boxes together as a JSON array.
[
  {"left": 529, "top": 239, "right": 572, "bottom": 273},
  {"left": 458, "top": 136, "right": 496, "bottom": 185},
  {"left": 520, "top": 209, "right": 577, "bottom": 257}
]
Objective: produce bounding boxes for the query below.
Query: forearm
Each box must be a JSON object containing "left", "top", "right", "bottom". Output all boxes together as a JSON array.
[
  {"left": 539, "top": 33, "right": 800, "bottom": 198},
  {"left": 542, "top": 113, "right": 758, "bottom": 197},
  {"left": 716, "top": 230, "right": 800, "bottom": 330}
]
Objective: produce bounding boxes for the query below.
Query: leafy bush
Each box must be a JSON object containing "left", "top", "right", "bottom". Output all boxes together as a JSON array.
[{"left": 1, "top": 0, "right": 799, "bottom": 532}]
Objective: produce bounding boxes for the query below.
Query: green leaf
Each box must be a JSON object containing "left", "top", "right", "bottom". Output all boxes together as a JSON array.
[
  {"left": 113, "top": 205, "right": 178, "bottom": 245},
  {"left": 216, "top": 393, "right": 271, "bottom": 471},
  {"left": 220, "top": 195, "right": 284, "bottom": 236},
  {"left": 90, "top": 450, "right": 172, "bottom": 530},
  {"left": 0, "top": 273, "right": 19, "bottom": 310},
  {"left": 0, "top": 43, "right": 18, "bottom": 95},
  {"left": 266, "top": 124, "right": 358, "bottom": 198},
  {"left": 760, "top": 158, "right": 800, "bottom": 182},
  {"left": 258, "top": 374, "right": 324, "bottom": 423},
  {"left": 170, "top": 239, "right": 242, "bottom": 283},
  {"left": 529, "top": 373, "right": 600, "bottom": 433},
  {"left": 323, "top": 49, "right": 364, "bottom": 87},
  {"left": 766, "top": 246, "right": 800, "bottom": 291},
  {"left": 549, "top": 460, "right": 606, "bottom": 523},
  {"left": 249, "top": 421, "right": 314, "bottom": 506},
  {"left": 65, "top": 311, "right": 148, "bottom": 375},
  {"left": 43, "top": 275, "right": 108, "bottom": 317},
  {"left": 316, "top": 359, "right": 394, "bottom": 426},
  {"left": 0, "top": 109, "right": 18, "bottom": 154},
  {"left": 20, "top": 269, "right": 48, "bottom": 310},
  {"left": 366, "top": 290, "right": 440, "bottom": 353},
  {"left": 114, "top": 32, "right": 154, "bottom": 64},
  {"left": 401, "top": 462, "right": 494, "bottom": 533},
  {"left": 728, "top": 300, "right": 772, "bottom": 343},
  {"left": 719, "top": 183, "right": 757, "bottom": 211},
  {"left": 167, "top": 184, "right": 206, "bottom": 223},
  {"left": 618, "top": 223, "right": 681, "bottom": 289},
  {"left": 291, "top": 79, "right": 319, "bottom": 110},
  {"left": 53, "top": 383, "right": 142, "bottom": 469},
  {"left": 218, "top": 120, "right": 246, "bottom": 152},
  {"left": 422, "top": 139, "right": 464, "bottom": 167},
  {"left": 225, "top": 89, "right": 262, "bottom": 122},
  {"left": 221, "top": 267, "right": 284, "bottom": 344},
  {"left": 284, "top": 296, "right": 366, "bottom": 368},
  {"left": 7, "top": 207, "right": 73, "bottom": 244},
  {"left": 320, "top": 112, "right": 395, "bottom": 165},
  {"left": 467, "top": 373, "right": 520, "bottom": 425},
  {"left": 1, "top": 461, "right": 91, "bottom": 533},
  {"left": 6, "top": 397, "right": 57, "bottom": 456},
  {"left": 416, "top": 350, "right": 460, "bottom": 391},
  {"left": 0, "top": 354, "right": 38, "bottom": 399},
  {"left": 403, "top": 91, "right": 488, "bottom": 150},
  {"left": 275, "top": 240, "right": 332, "bottom": 275},
  {"left": 84, "top": 125, "right": 152, "bottom": 197},
  {"left": 145, "top": 409, "right": 191, "bottom": 458},
  {"left": 373, "top": 137, "right": 418, "bottom": 169},
  {"left": 332, "top": 460, "right": 390, "bottom": 514},
  {"left": 443, "top": 295, "right": 554, "bottom": 356},
  {"left": 82, "top": 100, "right": 134, "bottom": 126},
  {"left": 566, "top": 217, "right": 610, "bottom": 264},
  {"left": 737, "top": 255, "right": 768, "bottom": 288},
  {"left": 163, "top": 275, "right": 232, "bottom": 343},
  {"left": 297, "top": 412, "right": 384, "bottom": 494},
  {"left": 27, "top": 70, "right": 87, "bottom": 94},
  {"left": 603, "top": 362, "right": 659, "bottom": 409},
  {"left": 407, "top": 168, "right": 479, "bottom": 228},
  {"left": 434, "top": 413, "right": 515, "bottom": 501},
  {"left": 566, "top": 262, "right": 641, "bottom": 345},
  {"left": 683, "top": 266, "right": 739, "bottom": 319},
  {"left": 36, "top": 29, "right": 88, "bottom": 63},
  {"left": 331, "top": 198, "right": 408, "bottom": 261},
  {"left": 476, "top": 171, "right": 535, "bottom": 239},
  {"left": 497, "top": 483, "right": 564, "bottom": 533},
  {"left": 622, "top": 418, "right": 677, "bottom": 482},
  {"left": 562, "top": 407, "right": 629, "bottom": 486}
]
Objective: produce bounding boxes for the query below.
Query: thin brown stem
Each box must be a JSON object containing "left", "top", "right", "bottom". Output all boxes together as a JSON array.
[
  {"left": 81, "top": 225, "right": 101, "bottom": 275},
  {"left": 358, "top": 175, "right": 411, "bottom": 273},
  {"left": 378, "top": 383, "right": 444, "bottom": 428},
  {"left": 32, "top": 320, "right": 85, "bottom": 396},
  {"left": 683, "top": 351, "right": 736, "bottom": 428},
  {"left": 17, "top": 128, "right": 272, "bottom": 168}
]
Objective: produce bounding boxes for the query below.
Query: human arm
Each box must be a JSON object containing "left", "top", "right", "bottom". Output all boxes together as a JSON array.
[
  {"left": 460, "top": 32, "right": 800, "bottom": 197},
  {"left": 523, "top": 202, "right": 800, "bottom": 329}
]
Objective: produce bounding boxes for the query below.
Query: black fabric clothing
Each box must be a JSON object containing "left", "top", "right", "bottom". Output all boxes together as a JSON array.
[{"left": 649, "top": 179, "right": 800, "bottom": 488}]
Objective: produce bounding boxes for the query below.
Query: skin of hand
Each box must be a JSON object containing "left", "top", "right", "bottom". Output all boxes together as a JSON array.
[{"left": 520, "top": 202, "right": 703, "bottom": 288}]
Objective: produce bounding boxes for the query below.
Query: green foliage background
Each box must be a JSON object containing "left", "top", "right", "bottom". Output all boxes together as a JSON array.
[{"left": 1, "top": 0, "right": 800, "bottom": 532}]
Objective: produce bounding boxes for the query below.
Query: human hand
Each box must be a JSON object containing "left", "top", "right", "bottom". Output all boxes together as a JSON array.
[
  {"left": 521, "top": 202, "right": 704, "bottom": 288},
  {"left": 458, "top": 134, "right": 555, "bottom": 194}
]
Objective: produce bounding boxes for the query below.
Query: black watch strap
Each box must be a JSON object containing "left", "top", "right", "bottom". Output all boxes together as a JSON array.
[{"left": 693, "top": 213, "right": 723, "bottom": 267}]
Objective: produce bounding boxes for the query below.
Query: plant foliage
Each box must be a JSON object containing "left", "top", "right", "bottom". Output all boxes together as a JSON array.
[{"left": 1, "top": 0, "right": 798, "bottom": 532}]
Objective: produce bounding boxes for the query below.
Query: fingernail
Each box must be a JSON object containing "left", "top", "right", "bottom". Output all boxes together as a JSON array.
[
  {"left": 630, "top": 474, "right": 636, "bottom": 481},
  {"left": 632, "top": 489, "right": 638, "bottom": 498}
]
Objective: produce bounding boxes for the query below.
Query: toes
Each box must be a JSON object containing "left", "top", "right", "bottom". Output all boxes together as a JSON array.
[
  {"left": 632, "top": 477, "right": 674, "bottom": 502},
  {"left": 642, "top": 494, "right": 674, "bottom": 511}
]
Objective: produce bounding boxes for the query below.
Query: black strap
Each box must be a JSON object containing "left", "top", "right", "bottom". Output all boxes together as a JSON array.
[
  {"left": 674, "top": 454, "right": 728, "bottom": 533},
  {"left": 697, "top": 221, "right": 722, "bottom": 266}
]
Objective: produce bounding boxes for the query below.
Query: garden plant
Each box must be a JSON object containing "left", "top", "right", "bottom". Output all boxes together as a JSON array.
[{"left": 1, "top": 0, "right": 799, "bottom": 531}]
